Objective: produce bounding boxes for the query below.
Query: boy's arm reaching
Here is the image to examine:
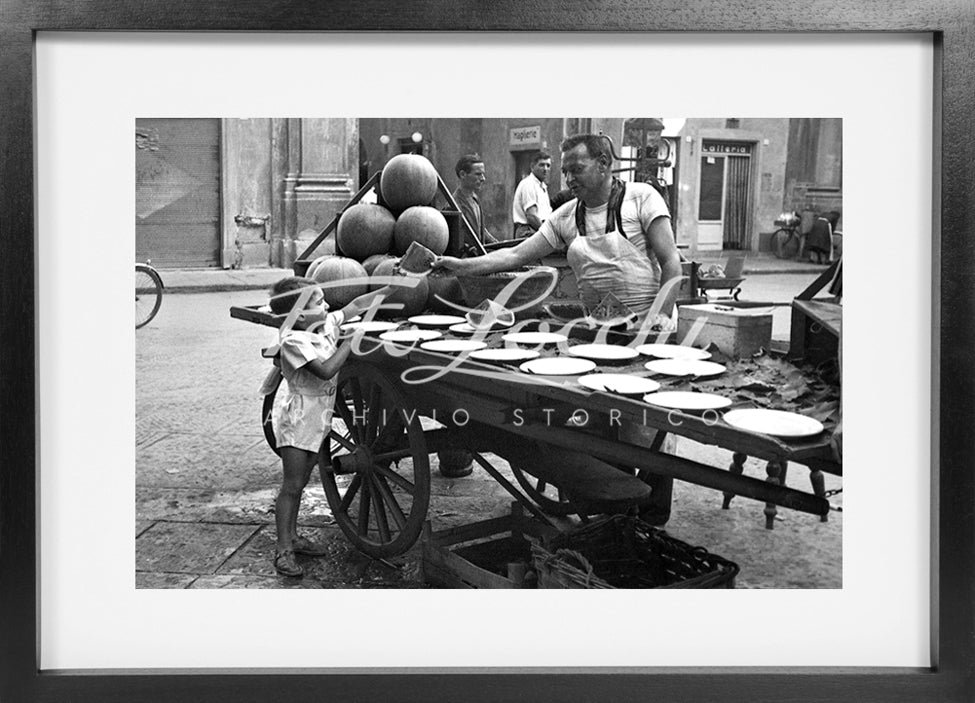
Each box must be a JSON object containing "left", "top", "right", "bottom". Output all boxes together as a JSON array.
[
  {"left": 338, "top": 284, "right": 400, "bottom": 320},
  {"left": 301, "top": 341, "right": 353, "bottom": 381}
]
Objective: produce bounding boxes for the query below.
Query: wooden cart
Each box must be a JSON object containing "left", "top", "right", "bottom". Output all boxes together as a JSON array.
[{"left": 231, "top": 303, "right": 841, "bottom": 560}]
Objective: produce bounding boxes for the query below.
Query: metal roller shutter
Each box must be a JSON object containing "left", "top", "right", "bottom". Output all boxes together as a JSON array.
[{"left": 136, "top": 118, "right": 221, "bottom": 268}]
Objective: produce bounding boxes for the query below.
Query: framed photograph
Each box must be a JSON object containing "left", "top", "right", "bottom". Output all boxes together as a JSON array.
[{"left": 3, "top": 1, "right": 973, "bottom": 701}]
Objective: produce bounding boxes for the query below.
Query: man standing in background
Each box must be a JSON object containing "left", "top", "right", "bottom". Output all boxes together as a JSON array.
[
  {"left": 452, "top": 154, "right": 498, "bottom": 247},
  {"left": 512, "top": 151, "right": 553, "bottom": 239}
]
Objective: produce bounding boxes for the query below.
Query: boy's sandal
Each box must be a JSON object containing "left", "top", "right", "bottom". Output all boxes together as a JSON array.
[
  {"left": 292, "top": 536, "right": 329, "bottom": 557},
  {"left": 273, "top": 549, "right": 303, "bottom": 577}
]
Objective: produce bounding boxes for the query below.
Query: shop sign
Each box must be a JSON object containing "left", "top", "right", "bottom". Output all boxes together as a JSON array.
[
  {"left": 702, "top": 141, "right": 753, "bottom": 155},
  {"left": 510, "top": 126, "right": 541, "bottom": 146}
]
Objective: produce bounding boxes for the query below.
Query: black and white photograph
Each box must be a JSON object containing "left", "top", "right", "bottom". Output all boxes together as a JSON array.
[
  {"left": 135, "top": 117, "right": 843, "bottom": 589},
  {"left": 9, "top": 10, "right": 974, "bottom": 699}
]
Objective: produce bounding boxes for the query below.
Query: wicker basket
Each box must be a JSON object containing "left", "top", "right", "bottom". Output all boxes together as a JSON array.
[
  {"left": 455, "top": 265, "right": 557, "bottom": 317},
  {"left": 531, "top": 515, "right": 739, "bottom": 589}
]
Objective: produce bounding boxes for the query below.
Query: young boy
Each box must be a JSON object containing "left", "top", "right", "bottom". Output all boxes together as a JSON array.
[{"left": 266, "top": 276, "right": 390, "bottom": 577}]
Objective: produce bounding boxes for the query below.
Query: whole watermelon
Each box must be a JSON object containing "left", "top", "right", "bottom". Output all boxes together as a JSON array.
[
  {"left": 370, "top": 257, "right": 429, "bottom": 318},
  {"left": 336, "top": 204, "right": 396, "bottom": 261},
  {"left": 393, "top": 206, "right": 449, "bottom": 255},
  {"left": 362, "top": 253, "right": 396, "bottom": 275},
  {"left": 305, "top": 254, "right": 336, "bottom": 280},
  {"left": 310, "top": 256, "right": 369, "bottom": 309},
  {"left": 380, "top": 154, "right": 438, "bottom": 213}
]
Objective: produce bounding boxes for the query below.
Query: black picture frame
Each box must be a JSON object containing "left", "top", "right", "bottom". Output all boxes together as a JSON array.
[{"left": 2, "top": 2, "right": 973, "bottom": 701}]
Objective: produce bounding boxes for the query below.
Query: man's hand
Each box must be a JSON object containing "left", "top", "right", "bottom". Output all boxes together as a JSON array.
[{"left": 431, "top": 255, "right": 468, "bottom": 274}]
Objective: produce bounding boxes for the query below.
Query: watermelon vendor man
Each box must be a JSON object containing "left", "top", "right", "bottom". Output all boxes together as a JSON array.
[
  {"left": 433, "top": 133, "right": 683, "bottom": 525},
  {"left": 434, "top": 133, "right": 683, "bottom": 320}
]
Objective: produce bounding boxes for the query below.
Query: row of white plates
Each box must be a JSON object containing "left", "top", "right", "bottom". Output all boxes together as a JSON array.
[{"left": 340, "top": 317, "right": 824, "bottom": 438}]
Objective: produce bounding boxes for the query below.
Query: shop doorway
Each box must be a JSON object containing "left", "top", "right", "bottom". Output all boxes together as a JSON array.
[
  {"left": 512, "top": 150, "right": 534, "bottom": 187},
  {"left": 696, "top": 140, "right": 753, "bottom": 251}
]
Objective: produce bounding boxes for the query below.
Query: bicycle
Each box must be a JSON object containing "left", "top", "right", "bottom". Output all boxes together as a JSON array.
[
  {"left": 135, "top": 261, "right": 164, "bottom": 328},
  {"left": 771, "top": 212, "right": 803, "bottom": 260}
]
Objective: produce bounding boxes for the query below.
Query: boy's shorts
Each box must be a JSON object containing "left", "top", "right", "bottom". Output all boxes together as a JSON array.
[{"left": 271, "top": 389, "right": 334, "bottom": 453}]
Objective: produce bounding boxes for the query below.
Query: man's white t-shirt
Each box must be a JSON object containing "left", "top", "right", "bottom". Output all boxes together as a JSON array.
[
  {"left": 512, "top": 174, "right": 552, "bottom": 225},
  {"left": 537, "top": 182, "right": 671, "bottom": 308},
  {"left": 538, "top": 181, "right": 670, "bottom": 257}
]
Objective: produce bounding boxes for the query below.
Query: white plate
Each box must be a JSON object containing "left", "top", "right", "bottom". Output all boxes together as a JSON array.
[
  {"left": 643, "top": 391, "right": 732, "bottom": 411},
  {"left": 449, "top": 322, "right": 484, "bottom": 335},
  {"left": 519, "top": 357, "right": 597, "bottom": 376},
  {"left": 502, "top": 331, "right": 569, "bottom": 346},
  {"left": 566, "top": 344, "right": 639, "bottom": 362},
  {"left": 469, "top": 348, "right": 541, "bottom": 363},
  {"left": 644, "top": 359, "right": 726, "bottom": 377},
  {"left": 635, "top": 344, "right": 712, "bottom": 360},
  {"left": 340, "top": 321, "right": 400, "bottom": 335},
  {"left": 723, "top": 408, "right": 825, "bottom": 438},
  {"left": 419, "top": 340, "right": 488, "bottom": 353},
  {"left": 408, "top": 314, "right": 467, "bottom": 328},
  {"left": 577, "top": 373, "right": 661, "bottom": 395},
  {"left": 378, "top": 329, "right": 442, "bottom": 343}
]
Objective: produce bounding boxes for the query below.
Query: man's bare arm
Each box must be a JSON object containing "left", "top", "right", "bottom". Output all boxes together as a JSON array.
[
  {"left": 647, "top": 217, "right": 683, "bottom": 317},
  {"left": 434, "top": 230, "right": 556, "bottom": 275}
]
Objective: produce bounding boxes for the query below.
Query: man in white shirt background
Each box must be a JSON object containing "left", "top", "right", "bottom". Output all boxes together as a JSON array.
[{"left": 512, "top": 151, "right": 553, "bottom": 239}]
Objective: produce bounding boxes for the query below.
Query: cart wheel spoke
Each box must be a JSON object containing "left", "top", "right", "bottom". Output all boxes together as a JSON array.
[
  {"left": 366, "top": 384, "right": 382, "bottom": 445},
  {"left": 373, "top": 475, "right": 407, "bottom": 530},
  {"left": 369, "top": 476, "right": 392, "bottom": 543},
  {"left": 349, "top": 377, "right": 366, "bottom": 438},
  {"left": 339, "top": 474, "right": 362, "bottom": 513},
  {"left": 329, "top": 429, "right": 356, "bottom": 454},
  {"left": 373, "top": 463, "right": 416, "bottom": 495},
  {"left": 357, "top": 477, "right": 372, "bottom": 535},
  {"left": 334, "top": 399, "right": 362, "bottom": 444}
]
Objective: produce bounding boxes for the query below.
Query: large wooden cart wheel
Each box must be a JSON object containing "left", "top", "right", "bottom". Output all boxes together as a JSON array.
[
  {"left": 509, "top": 463, "right": 578, "bottom": 517},
  {"left": 318, "top": 363, "right": 431, "bottom": 558}
]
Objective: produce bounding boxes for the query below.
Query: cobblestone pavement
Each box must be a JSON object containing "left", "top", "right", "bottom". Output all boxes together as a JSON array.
[{"left": 136, "top": 283, "right": 841, "bottom": 590}]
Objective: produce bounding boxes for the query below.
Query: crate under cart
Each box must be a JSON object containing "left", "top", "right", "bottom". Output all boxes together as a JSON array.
[
  {"left": 421, "top": 503, "right": 560, "bottom": 589},
  {"left": 532, "top": 515, "right": 740, "bottom": 589}
]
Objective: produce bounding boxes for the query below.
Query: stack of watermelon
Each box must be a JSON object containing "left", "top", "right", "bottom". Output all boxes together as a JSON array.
[{"left": 304, "top": 153, "right": 464, "bottom": 316}]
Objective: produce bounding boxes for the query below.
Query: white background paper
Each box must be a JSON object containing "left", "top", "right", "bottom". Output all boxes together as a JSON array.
[{"left": 37, "top": 33, "right": 932, "bottom": 669}]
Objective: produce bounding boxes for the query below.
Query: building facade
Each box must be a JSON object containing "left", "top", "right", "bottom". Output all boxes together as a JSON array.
[
  {"left": 136, "top": 118, "right": 357, "bottom": 269},
  {"left": 135, "top": 117, "right": 841, "bottom": 268},
  {"left": 668, "top": 118, "right": 842, "bottom": 254}
]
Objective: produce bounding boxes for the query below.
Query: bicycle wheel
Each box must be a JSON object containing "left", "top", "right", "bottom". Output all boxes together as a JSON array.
[
  {"left": 135, "top": 264, "right": 163, "bottom": 328},
  {"left": 772, "top": 228, "right": 800, "bottom": 260}
]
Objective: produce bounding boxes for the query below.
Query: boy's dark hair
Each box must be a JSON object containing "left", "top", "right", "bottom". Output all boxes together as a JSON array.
[
  {"left": 455, "top": 153, "right": 484, "bottom": 177},
  {"left": 531, "top": 151, "right": 552, "bottom": 165},
  {"left": 561, "top": 134, "right": 614, "bottom": 165},
  {"left": 269, "top": 276, "right": 319, "bottom": 315}
]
